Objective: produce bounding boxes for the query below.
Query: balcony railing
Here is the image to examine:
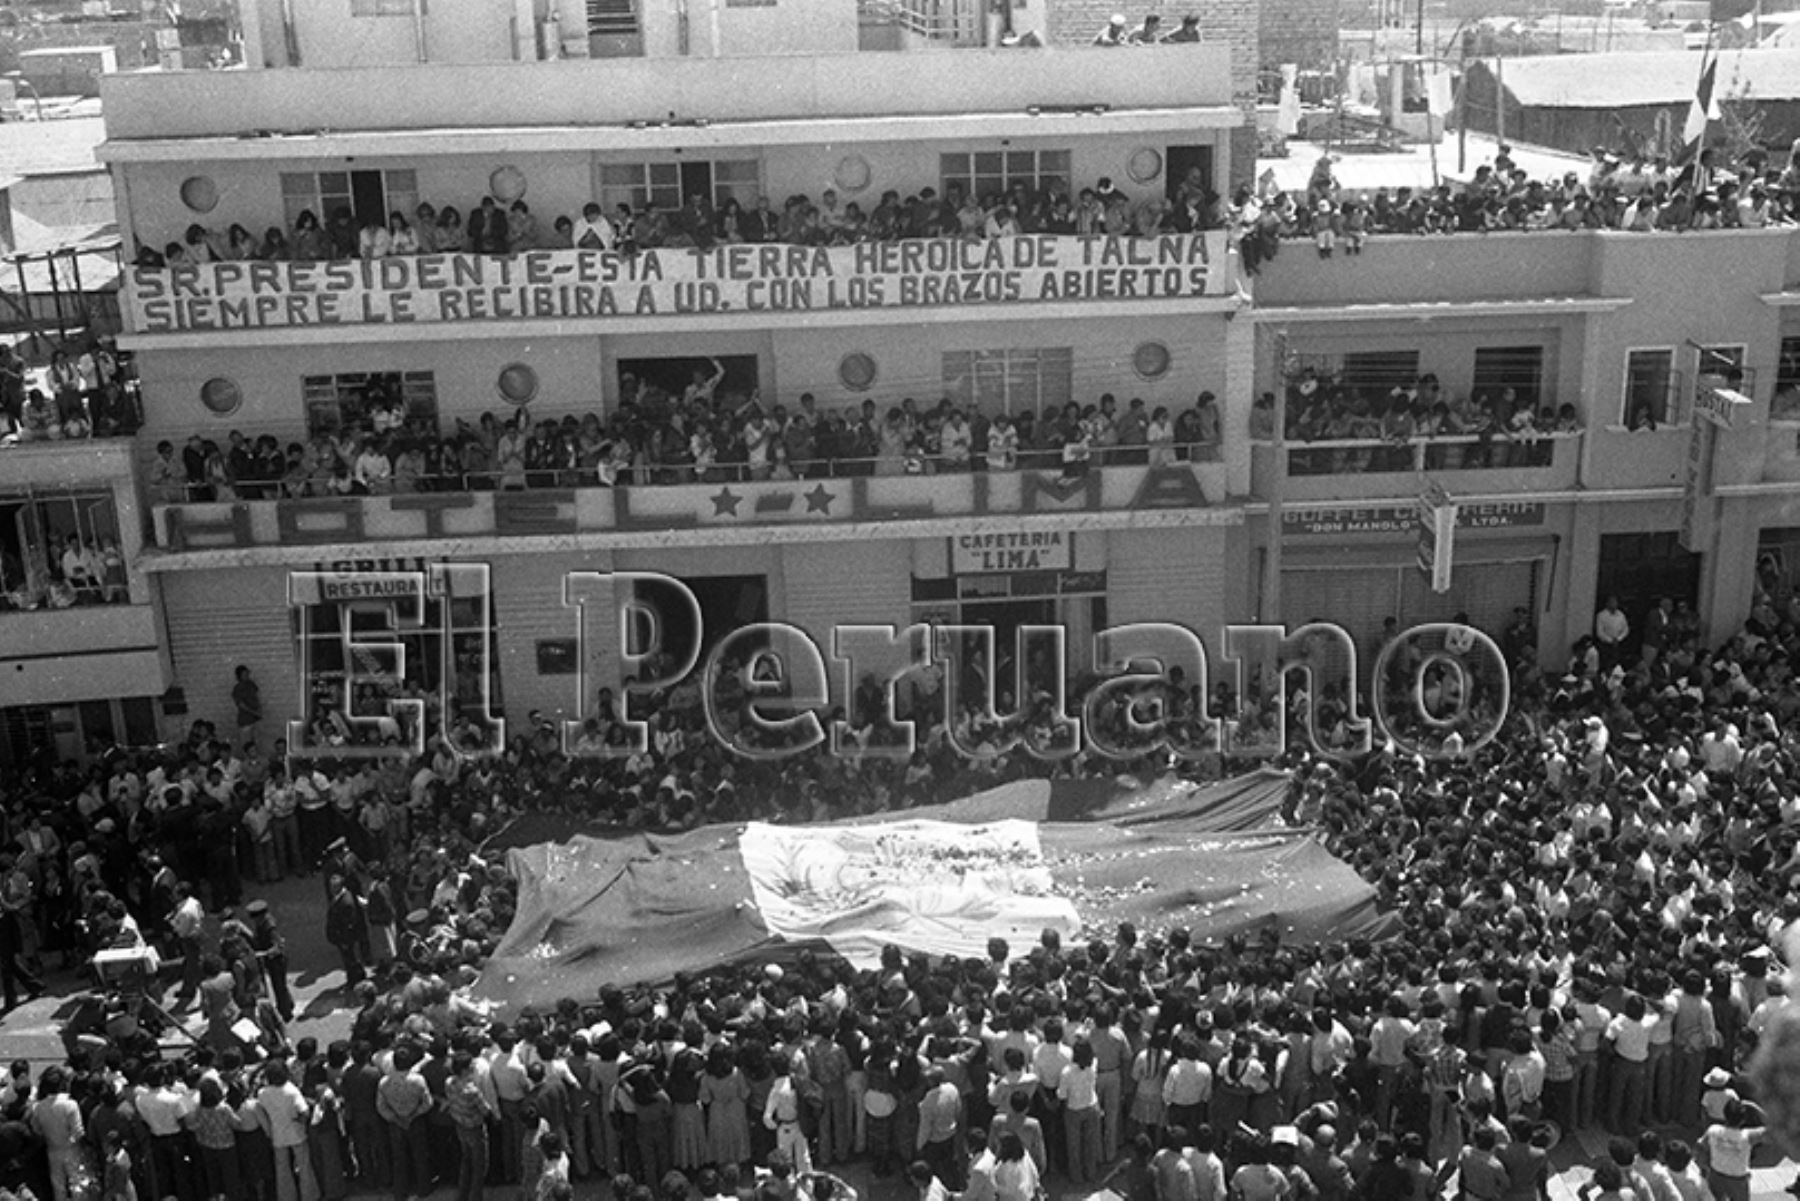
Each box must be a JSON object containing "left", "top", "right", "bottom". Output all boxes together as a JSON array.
[
  {"left": 148, "top": 453, "right": 1236, "bottom": 552},
  {"left": 1249, "top": 430, "right": 1583, "bottom": 501}
]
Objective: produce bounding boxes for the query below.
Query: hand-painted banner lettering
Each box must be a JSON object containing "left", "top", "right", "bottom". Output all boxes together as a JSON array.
[{"left": 128, "top": 234, "right": 1233, "bottom": 332}]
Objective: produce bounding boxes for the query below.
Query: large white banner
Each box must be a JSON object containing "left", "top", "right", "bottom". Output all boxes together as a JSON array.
[
  {"left": 127, "top": 233, "right": 1233, "bottom": 333},
  {"left": 738, "top": 818, "right": 1080, "bottom": 968}
]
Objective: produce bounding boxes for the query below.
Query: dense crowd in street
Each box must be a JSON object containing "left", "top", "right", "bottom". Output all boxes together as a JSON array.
[{"left": 0, "top": 577, "right": 1796, "bottom": 1201}]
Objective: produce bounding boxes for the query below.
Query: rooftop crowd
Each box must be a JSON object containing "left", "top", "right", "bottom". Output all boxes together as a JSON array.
[
  {"left": 147, "top": 374, "right": 1225, "bottom": 504},
  {"left": 1236, "top": 138, "right": 1800, "bottom": 273},
  {"left": 1, "top": 574, "right": 1799, "bottom": 1201}
]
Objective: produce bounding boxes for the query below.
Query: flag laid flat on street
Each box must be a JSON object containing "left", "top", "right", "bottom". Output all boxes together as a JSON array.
[{"left": 475, "top": 771, "right": 1395, "bottom": 1012}]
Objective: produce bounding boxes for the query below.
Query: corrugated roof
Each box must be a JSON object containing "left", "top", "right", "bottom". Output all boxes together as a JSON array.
[{"left": 1490, "top": 48, "right": 1800, "bottom": 108}]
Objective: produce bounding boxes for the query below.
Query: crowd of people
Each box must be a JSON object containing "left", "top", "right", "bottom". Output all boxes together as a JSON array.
[
  {"left": 0, "top": 342, "right": 141, "bottom": 447},
  {"left": 1254, "top": 367, "right": 1583, "bottom": 476},
  {"left": 0, "top": 574, "right": 1799, "bottom": 1201},
  {"left": 148, "top": 375, "right": 1226, "bottom": 503},
  {"left": 1236, "top": 139, "right": 1800, "bottom": 273},
  {"left": 135, "top": 166, "right": 1223, "bottom": 272}
]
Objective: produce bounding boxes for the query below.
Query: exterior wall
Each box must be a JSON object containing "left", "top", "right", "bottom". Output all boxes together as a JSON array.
[
  {"left": 149, "top": 527, "right": 1240, "bottom": 735},
  {"left": 101, "top": 46, "right": 1235, "bottom": 140},
  {"left": 1257, "top": 229, "right": 1799, "bottom": 494},
  {"left": 1042, "top": 0, "right": 1257, "bottom": 190},
  {"left": 1259, "top": 0, "right": 1338, "bottom": 69},
  {"left": 123, "top": 133, "right": 1226, "bottom": 260}
]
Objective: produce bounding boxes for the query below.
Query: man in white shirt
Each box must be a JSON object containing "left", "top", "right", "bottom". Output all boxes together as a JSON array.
[
  {"left": 572, "top": 203, "right": 615, "bottom": 251},
  {"left": 1594, "top": 595, "right": 1629, "bottom": 669},
  {"left": 353, "top": 439, "right": 393, "bottom": 494},
  {"left": 169, "top": 884, "right": 205, "bottom": 1007}
]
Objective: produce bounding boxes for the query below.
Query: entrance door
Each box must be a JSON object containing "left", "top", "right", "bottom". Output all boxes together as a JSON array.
[
  {"left": 1165, "top": 145, "right": 1214, "bottom": 204},
  {"left": 957, "top": 597, "right": 1057, "bottom": 701},
  {"left": 350, "top": 170, "right": 388, "bottom": 232},
  {"left": 627, "top": 573, "right": 769, "bottom": 668},
  {"left": 678, "top": 162, "right": 714, "bottom": 210},
  {"left": 1595, "top": 531, "right": 1701, "bottom": 657}
]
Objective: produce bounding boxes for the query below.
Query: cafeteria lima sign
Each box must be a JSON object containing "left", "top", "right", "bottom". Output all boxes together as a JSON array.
[{"left": 127, "top": 233, "right": 1234, "bottom": 333}]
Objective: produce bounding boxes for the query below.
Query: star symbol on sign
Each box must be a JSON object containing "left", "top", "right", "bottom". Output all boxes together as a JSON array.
[
  {"left": 803, "top": 484, "right": 835, "bottom": 514},
  {"left": 710, "top": 487, "right": 742, "bottom": 517}
]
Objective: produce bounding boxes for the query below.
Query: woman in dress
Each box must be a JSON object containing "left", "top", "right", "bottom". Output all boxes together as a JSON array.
[
  {"left": 701, "top": 1044, "right": 752, "bottom": 1170},
  {"left": 1128, "top": 1031, "right": 1169, "bottom": 1146},
  {"left": 668, "top": 1046, "right": 709, "bottom": 1172}
]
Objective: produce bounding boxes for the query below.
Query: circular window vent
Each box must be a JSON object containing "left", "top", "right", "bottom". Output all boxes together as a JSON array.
[
  {"left": 1132, "top": 342, "right": 1171, "bottom": 380},
  {"left": 834, "top": 155, "right": 873, "bottom": 194},
  {"left": 497, "top": 362, "right": 539, "bottom": 405},
  {"left": 200, "top": 377, "right": 242, "bottom": 415},
  {"left": 489, "top": 165, "right": 528, "bottom": 203},
  {"left": 1126, "top": 147, "right": 1164, "bottom": 185},
  {"left": 838, "top": 352, "right": 877, "bottom": 392},
  {"left": 180, "top": 176, "right": 219, "bottom": 213}
]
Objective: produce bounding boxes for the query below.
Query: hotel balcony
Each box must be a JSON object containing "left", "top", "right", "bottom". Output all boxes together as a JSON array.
[
  {"left": 1249, "top": 431, "right": 1583, "bottom": 503},
  {"left": 144, "top": 455, "right": 1237, "bottom": 560}
]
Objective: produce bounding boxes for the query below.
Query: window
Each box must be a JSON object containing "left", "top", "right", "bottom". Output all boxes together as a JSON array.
[
  {"left": 600, "top": 160, "right": 759, "bottom": 214},
  {"left": 351, "top": 0, "right": 412, "bottom": 13},
  {"left": 1338, "top": 350, "right": 1420, "bottom": 401},
  {"left": 295, "top": 583, "right": 502, "bottom": 745},
  {"left": 1694, "top": 344, "right": 1750, "bottom": 423},
  {"left": 940, "top": 150, "right": 1072, "bottom": 204},
  {"left": 302, "top": 372, "right": 439, "bottom": 440},
  {"left": 1774, "top": 336, "right": 1800, "bottom": 421},
  {"left": 0, "top": 487, "right": 124, "bottom": 610},
  {"left": 711, "top": 160, "right": 761, "bottom": 207},
  {"left": 859, "top": 0, "right": 981, "bottom": 44},
  {"left": 281, "top": 170, "right": 418, "bottom": 233},
  {"left": 1471, "top": 345, "right": 1545, "bottom": 412},
  {"left": 600, "top": 163, "right": 680, "bottom": 215},
  {"left": 1622, "top": 348, "right": 1676, "bottom": 426},
  {"left": 942, "top": 348, "right": 1073, "bottom": 415},
  {"left": 587, "top": 0, "right": 640, "bottom": 36}
]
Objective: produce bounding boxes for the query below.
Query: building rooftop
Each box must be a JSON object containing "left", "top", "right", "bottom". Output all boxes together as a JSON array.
[
  {"left": 1484, "top": 47, "right": 1800, "bottom": 107},
  {"left": 1260, "top": 132, "right": 1587, "bottom": 195},
  {"left": 0, "top": 115, "right": 104, "bottom": 178}
]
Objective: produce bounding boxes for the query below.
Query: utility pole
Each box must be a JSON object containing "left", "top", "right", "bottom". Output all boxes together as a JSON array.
[{"left": 1415, "top": 0, "right": 1424, "bottom": 55}]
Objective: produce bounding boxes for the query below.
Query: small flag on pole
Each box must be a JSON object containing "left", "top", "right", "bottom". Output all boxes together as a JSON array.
[{"left": 1683, "top": 30, "right": 1718, "bottom": 155}]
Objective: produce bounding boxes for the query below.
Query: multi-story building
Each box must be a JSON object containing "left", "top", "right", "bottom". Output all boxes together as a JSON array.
[
  {"left": 1247, "top": 228, "right": 1800, "bottom": 670},
  {"left": 92, "top": 0, "right": 1259, "bottom": 747},
  {"left": 11, "top": 0, "right": 1793, "bottom": 759}
]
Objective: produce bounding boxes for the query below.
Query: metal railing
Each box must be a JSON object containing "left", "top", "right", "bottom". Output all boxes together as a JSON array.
[
  {"left": 150, "top": 442, "right": 1226, "bottom": 504},
  {"left": 1259, "top": 430, "right": 1579, "bottom": 475}
]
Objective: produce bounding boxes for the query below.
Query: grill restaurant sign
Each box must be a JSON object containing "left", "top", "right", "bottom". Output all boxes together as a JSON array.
[{"left": 127, "top": 233, "right": 1234, "bottom": 332}]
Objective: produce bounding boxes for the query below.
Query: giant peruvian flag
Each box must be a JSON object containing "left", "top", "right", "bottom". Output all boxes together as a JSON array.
[{"left": 474, "top": 772, "right": 1394, "bottom": 1012}]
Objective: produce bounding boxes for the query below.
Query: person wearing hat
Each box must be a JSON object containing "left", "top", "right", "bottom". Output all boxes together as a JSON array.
[
  {"left": 1092, "top": 13, "right": 1128, "bottom": 44},
  {"left": 325, "top": 873, "right": 368, "bottom": 990},
  {"left": 245, "top": 899, "right": 294, "bottom": 1023}
]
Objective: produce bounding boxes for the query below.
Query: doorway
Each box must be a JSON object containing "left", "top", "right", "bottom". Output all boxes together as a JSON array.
[
  {"left": 1165, "top": 145, "right": 1215, "bottom": 204},
  {"left": 626, "top": 573, "right": 769, "bottom": 670},
  {"left": 1595, "top": 531, "right": 1701, "bottom": 657},
  {"left": 956, "top": 597, "right": 1058, "bottom": 703},
  {"left": 618, "top": 355, "right": 760, "bottom": 407}
]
